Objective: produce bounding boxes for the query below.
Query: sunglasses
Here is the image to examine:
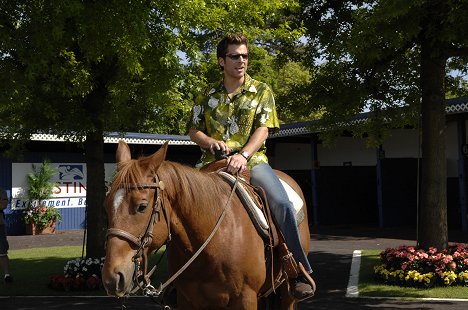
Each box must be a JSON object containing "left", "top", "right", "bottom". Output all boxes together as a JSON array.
[{"left": 226, "top": 53, "right": 249, "bottom": 60}]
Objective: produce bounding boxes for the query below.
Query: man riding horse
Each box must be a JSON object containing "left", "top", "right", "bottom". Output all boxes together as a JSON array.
[{"left": 188, "top": 33, "right": 316, "bottom": 301}]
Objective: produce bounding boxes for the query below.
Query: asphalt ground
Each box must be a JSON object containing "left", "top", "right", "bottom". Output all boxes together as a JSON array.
[{"left": 2, "top": 226, "right": 468, "bottom": 309}]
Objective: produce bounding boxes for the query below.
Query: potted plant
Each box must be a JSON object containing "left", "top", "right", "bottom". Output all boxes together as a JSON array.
[
  {"left": 23, "top": 161, "right": 61, "bottom": 234},
  {"left": 24, "top": 205, "right": 62, "bottom": 234}
]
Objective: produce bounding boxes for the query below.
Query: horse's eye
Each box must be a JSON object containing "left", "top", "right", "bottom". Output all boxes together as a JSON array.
[{"left": 136, "top": 203, "right": 148, "bottom": 213}]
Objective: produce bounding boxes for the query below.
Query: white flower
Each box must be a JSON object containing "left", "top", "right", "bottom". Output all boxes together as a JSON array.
[
  {"left": 248, "top": 85, "right": 257, "bottom": 93},
  {"left": 208, "top": 88, "right": 216, "bottom": 95},
  {"left": 260, "top": 113, "right": 270, "bottom": 124},
  {"left": 208, "top": 97, "right": 219, "bottom": 108},
  {"left": 227, "top": 116, "right": 239, "bottom": 135},
  {"left": 258, "top": 107, "right": 272, "bottom": 124},
  {"left": 192, "top": 105, "right": 202, "bottom": 124},
  {"left": 249, "top": 99, "right": 258, "bottom": 109}
]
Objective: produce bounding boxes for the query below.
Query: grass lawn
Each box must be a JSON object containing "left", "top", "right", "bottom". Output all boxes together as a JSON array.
[
  {"left": 0, "top": 246, "right": 168, "bottom": 296},
  {"left": 359, "top": 250, "right": 468, "bottom": 299},
  {"left": 5, "top": 246, "right": 468, "bottom": 299}
]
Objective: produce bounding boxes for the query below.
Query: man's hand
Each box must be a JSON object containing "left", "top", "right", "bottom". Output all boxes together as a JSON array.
[
  {"left": 209, "top": 140, "right": 231, "bottom": 155},
  {"left": 226, "top": 153, "right": 247, "bottom": 175}
]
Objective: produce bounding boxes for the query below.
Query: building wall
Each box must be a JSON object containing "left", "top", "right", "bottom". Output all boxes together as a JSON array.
[
  {"left": 270, "top": 121, "right": 466, "bottom": 229},
  {"left": 1, "top": 142, "right": 201, "bottom": 235},
  {"left": 2, "top": 120, "right": 466, "bottom": 233},
  {"left": 273, "top": 122, "right": 462, "bottom": 174}
]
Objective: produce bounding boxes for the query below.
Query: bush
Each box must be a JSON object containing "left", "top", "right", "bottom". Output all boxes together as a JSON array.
[{"left": 374, "top": 243, "right": 468, "bottom": 288}]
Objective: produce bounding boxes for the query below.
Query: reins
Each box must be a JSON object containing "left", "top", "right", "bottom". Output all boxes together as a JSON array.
[
  {"left": 146, "top": 175, "right": 240, "bottom": 298},
  {"left": 106, "top": 172, "right": 240, "bottom": 302}
]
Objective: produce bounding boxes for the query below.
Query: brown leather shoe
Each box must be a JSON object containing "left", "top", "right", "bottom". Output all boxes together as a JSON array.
[{"left": 290, "top": 275, "right": 315, "bottom": 301}]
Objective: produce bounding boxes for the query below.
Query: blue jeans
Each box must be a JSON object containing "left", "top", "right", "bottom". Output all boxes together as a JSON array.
[{"left": 250, "top": 163, "right": 312, "bottom": 274}]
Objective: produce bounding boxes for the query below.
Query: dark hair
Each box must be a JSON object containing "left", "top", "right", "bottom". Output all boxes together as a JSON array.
[{"left": 216, "top": 33, "right": 249, "bottom": 59}]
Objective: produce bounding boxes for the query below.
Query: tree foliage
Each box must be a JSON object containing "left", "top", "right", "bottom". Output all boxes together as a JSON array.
[
  {"left": 0, "top": 0, "right": 305, "bottom": 257},
  {"left": 300, "top": 0, "right": 468, "bottom": 249}
]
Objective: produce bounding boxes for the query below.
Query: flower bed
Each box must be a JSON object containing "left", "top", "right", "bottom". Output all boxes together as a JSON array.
[
  {"left": 374, "top": 243, "right": 468, "bottom": 288},
  {"left": 49, "top": 257, "right": 105, "bottom": 291}
]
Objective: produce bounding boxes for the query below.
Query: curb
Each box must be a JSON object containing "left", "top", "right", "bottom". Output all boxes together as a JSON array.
[{"left": 345, "top": 250, "right": 361, "bottom": 298}]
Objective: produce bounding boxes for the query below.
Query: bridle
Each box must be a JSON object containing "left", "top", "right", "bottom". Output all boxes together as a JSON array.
[
  {"left": 106, "top": 172, "right": 240, "bottom": 301},
  {"left": 106, "top": 175, "right": 170, "bottom": 297}
]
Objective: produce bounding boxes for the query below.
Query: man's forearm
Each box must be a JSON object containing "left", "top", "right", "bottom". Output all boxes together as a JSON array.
[
  {"left": 188, "top": 128, "right": 214, "bottom": 150},
  {"left": 241, "top": 126, "right": 268, "bottom": 156}
]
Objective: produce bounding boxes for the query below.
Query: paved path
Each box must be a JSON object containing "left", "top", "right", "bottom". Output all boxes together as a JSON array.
[{"left": 2, "top": 226, "right": 468, "bottom": 309}]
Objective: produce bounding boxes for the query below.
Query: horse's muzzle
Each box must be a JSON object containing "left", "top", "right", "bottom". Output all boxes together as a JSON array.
[{"left": 102, "top": 264, "right": 134, "bottom": 297}]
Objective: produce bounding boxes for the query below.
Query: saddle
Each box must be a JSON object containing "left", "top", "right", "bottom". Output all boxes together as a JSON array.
[
  {"left": 200, "top": 160, "right": 277, "bottom": 242},
  {"left": 200, "top": 159, "right": 305, "bottom": 243}
]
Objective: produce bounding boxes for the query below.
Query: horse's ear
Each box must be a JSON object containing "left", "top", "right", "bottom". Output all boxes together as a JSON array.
[
  {"left": 149, "top": 141, "right": 169, "bottom": 171},
  {"left": 116, "top": 140, "right": 131, "bottom": 165}
]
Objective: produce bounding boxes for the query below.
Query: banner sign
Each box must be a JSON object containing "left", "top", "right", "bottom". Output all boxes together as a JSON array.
[{"left": 11, "top": 163, "right": 116, "bottom": 210}]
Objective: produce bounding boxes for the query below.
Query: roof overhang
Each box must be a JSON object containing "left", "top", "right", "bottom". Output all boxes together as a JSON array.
[{"left": 19, "top": 97, "right": 468, "bottom": 144}]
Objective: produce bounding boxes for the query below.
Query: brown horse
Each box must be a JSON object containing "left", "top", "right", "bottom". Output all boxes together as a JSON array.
[{"left": 102, "top": 140, "right": 311, "bottom": 309}]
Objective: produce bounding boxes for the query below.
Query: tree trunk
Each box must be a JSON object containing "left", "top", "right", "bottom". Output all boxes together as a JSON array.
[
  {"left": 85, "top": 130, "right": 107, "bottom": 258},
  {"left": 418, "top": 1, "right": 448, "bottom": 250},
  {"left": 84, "top": 66, "right": 108, "bottom": 259}
]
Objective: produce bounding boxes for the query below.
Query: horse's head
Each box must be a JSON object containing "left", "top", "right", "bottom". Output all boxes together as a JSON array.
[{"left": 102, "top": 140, "right": 170, "bottom": 297}]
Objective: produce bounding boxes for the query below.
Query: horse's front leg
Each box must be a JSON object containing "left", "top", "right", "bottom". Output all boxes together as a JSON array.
[
  {"left": 176, "top": 292, "right": 192, "bottom": 310},
  {"left": 229, "top": 288, "right": 258, "bottom": 310},
  {"left": 175, "top": 288, "right": 258, "bottom": 310}
]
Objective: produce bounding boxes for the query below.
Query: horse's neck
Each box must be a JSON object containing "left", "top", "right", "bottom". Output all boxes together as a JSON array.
[
  {"left": 160, "top": 161, "right": 216, "bottom": 208},
  {"left": 160, "top": 162, "right": 225, "bottom": 237}
]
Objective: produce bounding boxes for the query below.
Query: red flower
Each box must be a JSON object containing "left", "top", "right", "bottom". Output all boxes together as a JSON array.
[{"left": 86, "top": 275, "right": 102, "bottom": 290}]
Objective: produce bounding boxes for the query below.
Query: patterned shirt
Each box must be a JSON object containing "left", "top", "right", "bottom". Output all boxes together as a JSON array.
[{"left": 189, "top": 74, "right": 279, "bottom": 169}]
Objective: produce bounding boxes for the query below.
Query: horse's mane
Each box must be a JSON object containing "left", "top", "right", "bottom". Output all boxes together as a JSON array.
[
  {"left": 109, "top": 159, "right": 147, "bottom": 195},
  {"left": 109, "top": 156, "right": 230, "bottom": 216},
  {"left": 157, "top": 161, "right": 229, "bottom": 216}
]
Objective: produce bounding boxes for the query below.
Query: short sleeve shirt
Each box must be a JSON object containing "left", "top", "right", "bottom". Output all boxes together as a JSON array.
[{"left": 189, "top": 74, "right": 279, "bottom": 169}]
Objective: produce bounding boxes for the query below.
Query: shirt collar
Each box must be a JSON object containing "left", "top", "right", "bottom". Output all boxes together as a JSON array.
[
  {"left": 241, "top": 74, "right": 257, "bottom": 94},
  {"left": 208, "top": 74, "right": 257, "bottom": 95}
]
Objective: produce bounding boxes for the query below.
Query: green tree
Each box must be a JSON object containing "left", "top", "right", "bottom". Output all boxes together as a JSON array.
[
  {"left": 301, "top": 0, "right": 468, "bottom": 249},
  {"left": 0, "top": 0, "right": 304, "bottom": 257}
]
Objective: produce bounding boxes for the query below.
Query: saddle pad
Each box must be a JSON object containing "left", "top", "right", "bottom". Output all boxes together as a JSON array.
[
  {"left": 218, "top": 171, "right": 270, "bottom": 238},
  {"left": 279, "top": 179, "right": 305, "bottom": 224},
  {"left": 218, "top": 171, "right": 305, "bottom": 238}
]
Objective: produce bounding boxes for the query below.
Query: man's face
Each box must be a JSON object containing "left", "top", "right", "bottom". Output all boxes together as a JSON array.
[{"left": 218, "top": 44, "right": 249, "bottom": 79}]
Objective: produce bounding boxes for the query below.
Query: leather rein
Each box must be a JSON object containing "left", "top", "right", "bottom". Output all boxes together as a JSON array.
[{"left": 106, "top": 173, "right": 240, "bottom": 300}]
